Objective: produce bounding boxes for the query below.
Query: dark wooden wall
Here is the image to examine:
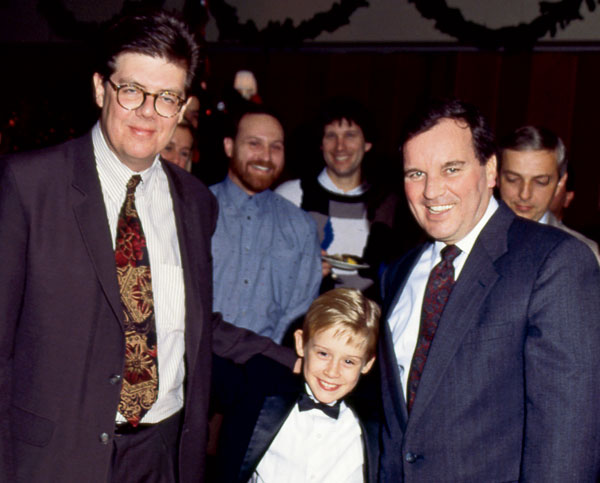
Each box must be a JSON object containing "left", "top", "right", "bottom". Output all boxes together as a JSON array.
[
  {"left": 206, "top": 46, "right": 600, "bottom": 235},
  {"left": 2, "top": 43, "right": 599, "bottom": 236}
]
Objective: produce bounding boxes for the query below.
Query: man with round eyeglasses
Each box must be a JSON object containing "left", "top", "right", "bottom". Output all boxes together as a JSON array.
[
  {"left": 104, "top": 78, "right": 187, "bottom": 119},
  {"left": 0, "top": 10, "right": 295, "bottom": 483}
]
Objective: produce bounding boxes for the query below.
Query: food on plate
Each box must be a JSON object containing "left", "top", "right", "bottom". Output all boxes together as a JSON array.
[{"left": 329, "top": 254, "right": 360, "bottom": 265}]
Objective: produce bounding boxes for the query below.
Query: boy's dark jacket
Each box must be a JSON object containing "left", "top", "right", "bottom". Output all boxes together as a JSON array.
[{"left": 211, "top": 354, "right": 381, "bottom": 483}]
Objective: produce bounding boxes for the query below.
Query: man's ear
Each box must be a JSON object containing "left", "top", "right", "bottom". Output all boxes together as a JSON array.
[
  {"left": 485, "top": 154, "right": 497, "bottom": 189},
  {"left": 294, "top": 329, "right": 305, "bottom": 358},
  {"left": 564, "top": 190, "right": 575, "bottom": 209},
  {"left": 223, "top": 137, "right": 234, "bottom": 158},
  {"left": 92, "top": 73, "right": 105, "bottom": 109},
  {"left": 177, "top": 97, "right": 191, "bottom": 124},
  {"left": 361, "top": 356, "right": 376, "bottom": 374},
  {"left": 364, "top": 142, "right": 373, "bottom": 153},
  {"left": 554, "top": 172, "right": 567, "bottom": 194}
]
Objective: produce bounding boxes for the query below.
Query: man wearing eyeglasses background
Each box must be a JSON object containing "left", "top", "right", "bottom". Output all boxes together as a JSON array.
[{"left": 0, "top": 10, "right": 295, "bottom": 483}]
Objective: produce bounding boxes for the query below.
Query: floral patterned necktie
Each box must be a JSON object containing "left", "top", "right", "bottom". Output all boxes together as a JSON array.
[
  {"left": 407, "top": 244, "right": 461, "bottom": 413},
  {"left": 115, "top": 175, "right": 158, "bottom": 426}
]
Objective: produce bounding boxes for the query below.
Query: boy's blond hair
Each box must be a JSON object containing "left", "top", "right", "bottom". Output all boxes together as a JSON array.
[{"left": 302, "top": 288, "right": 380, "bottom": 359}]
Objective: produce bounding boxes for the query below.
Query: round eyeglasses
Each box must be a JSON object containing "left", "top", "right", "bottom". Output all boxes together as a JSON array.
[{"left": 106, "top": 78, "right": 186, "bottom": 118}]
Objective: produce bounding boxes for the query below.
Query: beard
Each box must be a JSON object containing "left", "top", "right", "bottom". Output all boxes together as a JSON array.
[{"left": 231, "top": 160, "right": 282, "bottom": 194}]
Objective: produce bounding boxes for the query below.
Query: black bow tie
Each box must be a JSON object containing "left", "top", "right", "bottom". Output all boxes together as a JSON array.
[{"left": 297, "top": 392, "right": 341, "bottom": 419}]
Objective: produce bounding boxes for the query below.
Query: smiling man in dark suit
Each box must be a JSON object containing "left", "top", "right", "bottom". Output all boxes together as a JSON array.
[
  {"left": 378, "top": 99, "right": 600, "bottom": 482},
  {"left": 0, "top": 11, "right": 294, "bottom": 483}
]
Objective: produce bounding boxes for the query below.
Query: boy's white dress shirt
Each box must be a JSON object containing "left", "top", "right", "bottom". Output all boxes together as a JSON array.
[{"left": 250, "top": 386, "right": 364, "bottom": 483}]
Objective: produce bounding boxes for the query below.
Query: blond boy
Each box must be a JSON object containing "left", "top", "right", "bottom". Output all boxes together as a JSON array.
[{"left": 212, "top": 288, "right": 381, "bottom": 482}]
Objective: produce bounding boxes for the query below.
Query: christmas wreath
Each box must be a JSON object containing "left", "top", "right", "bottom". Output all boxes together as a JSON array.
[
  {"left": 36, "top": 0, "right": 600, "bottom": 49},
  {"left": 409, "top": 0, "right": 600, "bottom": 49}
]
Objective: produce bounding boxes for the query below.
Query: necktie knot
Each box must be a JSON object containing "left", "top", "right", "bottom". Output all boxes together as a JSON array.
[
  {"left": 127, "top": 175, "right": 142, "bottom": 194},
  {"left": 298, "top": 392, "right": 340, "bottom": 419},
  {"left": 441, "top": 244, "right": 461, "bottom": 264}
]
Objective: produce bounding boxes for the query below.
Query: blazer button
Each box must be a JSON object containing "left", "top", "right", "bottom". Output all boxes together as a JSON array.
[
  {"left": 405, "top": 452, "right": 418, "bottom": 463},
  {"left": 99, "top": 432, "right": 110, "bottom": 445},
  {"left": 109, "top": 374, "right": 122, "bottom": 385}
]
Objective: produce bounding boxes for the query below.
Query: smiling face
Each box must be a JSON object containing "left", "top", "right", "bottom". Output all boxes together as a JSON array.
[
  {"left": 499, "top": 149, "right": 561, "bottom": 221},
  {"left": 321, "top": 119, "right": 372, "bottom": 190},
  {"left": 93, "top": 53, "right": 188, "bottom": 172},
  {"left": 294, "top": 327, "right": 375, "bottom": 404},
  {"left": 224, "top": 113, "right": 284, "bottom": 195},
  {"left": 403, "top": 118, "right": 497, "bottom": 245},
  {"left": 160, "top": 124, "right": 194, "bottom": 171}
]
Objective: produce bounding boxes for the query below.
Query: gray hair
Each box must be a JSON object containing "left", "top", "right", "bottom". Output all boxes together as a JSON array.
[{"left": 499, "top": 126, "right": 567, "bottom": 176}]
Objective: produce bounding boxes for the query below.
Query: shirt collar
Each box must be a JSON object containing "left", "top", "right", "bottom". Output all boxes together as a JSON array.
[
  {"left": 539, "top": 211, "right": 550, "bottom": 224},
  {"left": 318, "top": 168, "right": 368, "bottom": 196},
  {"left": 303, "top": 382, "right": 341, "bottom": 408},
  {"left": 92, "top": 121, "right": 162, "bottom": 200},
  {"left": 222, "top": 174, "right": 272, "bottom": 209},
  {"left": 433, "top": 195, "right": 499, "bottom": 258}
]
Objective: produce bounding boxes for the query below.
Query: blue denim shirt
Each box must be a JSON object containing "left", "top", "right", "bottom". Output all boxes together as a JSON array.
[{"left": 211, "top": 177, "right": 321, "bottom": 342}]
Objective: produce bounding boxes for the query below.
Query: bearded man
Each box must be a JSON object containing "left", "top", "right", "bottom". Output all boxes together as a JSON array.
[{"left": 210, "top": 107, "right": 321, "bottom": 343}]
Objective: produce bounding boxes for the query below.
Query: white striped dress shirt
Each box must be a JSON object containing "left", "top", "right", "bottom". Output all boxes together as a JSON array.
[{"left": 92, "top": 123, "right": 186, "bottom": 424}]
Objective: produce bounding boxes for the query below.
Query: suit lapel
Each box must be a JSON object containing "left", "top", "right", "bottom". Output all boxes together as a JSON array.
[
  {"left": 407, "top": 204, "right": 514, "bottom": 428},
  {"left": 345, "top": 394, "right": 380, "bottom": 483},
  {"left": 162, "top": 162, "right": 206, "bottom": 372},
  {"left": 379, "top": 247, "right": 424, "bottom": 430},
  {"left": 70, "top": 133, "right": 123, "bottom": 326},
  {"left": 239, "top": 390, "right": 299, "bottom": 481}
]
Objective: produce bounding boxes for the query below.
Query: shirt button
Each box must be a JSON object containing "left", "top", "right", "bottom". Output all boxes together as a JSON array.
[
  {"left": 99, "top": 433, "right": 110, "bottom": 444},
  {"left": 247, "top": 215, "right": 251, "bottom": 220},
  {"left": 243, "top": 280, "right": 248, "bottom": 284},
  {"left": 108, "top": 374, "right": 122, "bottom": 385},
  {"left": 405, "top": 452, "right": 417, "bottom": 463}
]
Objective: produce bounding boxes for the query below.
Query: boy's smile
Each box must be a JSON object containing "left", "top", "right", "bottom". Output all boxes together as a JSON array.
[{"left": 295, "top": 327, "right": 375, "bottom": 405}]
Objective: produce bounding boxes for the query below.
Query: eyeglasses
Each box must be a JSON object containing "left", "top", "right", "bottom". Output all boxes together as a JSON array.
[{"left": 106, "top": 78, "right": 186, "bottom": 118}]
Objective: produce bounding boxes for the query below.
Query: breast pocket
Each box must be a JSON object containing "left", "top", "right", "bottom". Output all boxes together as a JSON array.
[{"left": 463, "top": 323, "right": 515, "bottom": 345}]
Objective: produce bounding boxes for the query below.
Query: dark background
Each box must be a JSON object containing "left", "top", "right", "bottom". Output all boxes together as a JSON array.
[{"left": 3, "top": 41, "right": 599, "bottom": 239}]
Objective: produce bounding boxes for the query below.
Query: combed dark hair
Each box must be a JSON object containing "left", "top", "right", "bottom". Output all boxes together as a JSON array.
[
  {"left": 402, "top": 99, "right": 496, "bottom": 165},
  {"left": 317, "top": 97, "right": 374, "bottom": 143},
  {"left": 499, "top": 125, "right": 567, "bottom": 176},
  {"left": 96, "top": 10, "right": 199, "bottom": 93}
]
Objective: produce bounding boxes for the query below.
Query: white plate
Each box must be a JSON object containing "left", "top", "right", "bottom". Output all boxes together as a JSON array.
[{"left": 322, "top": 254, "right": 369, "bottom": 271}]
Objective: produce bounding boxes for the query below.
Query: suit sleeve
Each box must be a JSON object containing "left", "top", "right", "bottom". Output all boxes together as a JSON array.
[
  {"left": 521, "top": 237, "right": 600, "bottom": 481},
  {"left": 0, "top": 161, "right": 27, "bottom": 480},
  {"left": 211, "top": 314, "right": 297, "bottom": 369}
]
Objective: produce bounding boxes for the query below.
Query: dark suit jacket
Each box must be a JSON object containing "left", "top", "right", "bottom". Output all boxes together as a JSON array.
[
  {"left": 0, "top": 132, "right": 295, "bottom": 483},
  {"left": 212, "top": 354, "right": 381, "bottom": 483},
  {"left": 378, "top": 202, "right": 600, "bottom": 483}
]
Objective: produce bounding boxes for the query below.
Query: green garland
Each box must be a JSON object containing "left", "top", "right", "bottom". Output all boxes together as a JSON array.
[
  {"left": 209, "top": 0, "right": 369, "bottom": 46},
  {"left": 37, "top": 0, "right": 368, "bottom": 46},
  {"left": 409, "top": 0, "right": 600, "bottom": 49},
  {"left": 36, "top": 0, "right": 600, "bottom": 49}
]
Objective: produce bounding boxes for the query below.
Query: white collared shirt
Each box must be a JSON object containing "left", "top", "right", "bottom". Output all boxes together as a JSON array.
[
  {"left": 92, "top": 122, "right": 186, "bottom": 424},
  {"left": 251, "top": 385, "right": 364, "bottom": 483},
  {"left": 318, "top": 168, "right": 368, "bottom": 196},
  {"left": 387, "top": 197, "right": 499, "bottom": 400}
]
